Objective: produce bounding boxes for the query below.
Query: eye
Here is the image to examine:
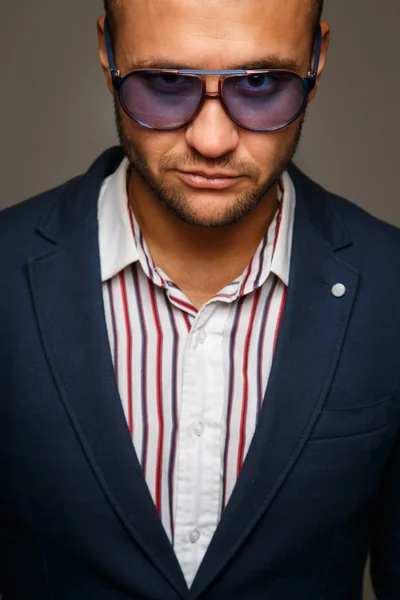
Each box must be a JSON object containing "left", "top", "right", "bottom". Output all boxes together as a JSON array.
[
  {"left": 229, "top": 73, "right": 278, "bottom": 98},
  {"left": 160, "top": 74, "right": 182, "bottom": 85},
  {"left": 244, "top": 74, "right": 276, "bottom": 89},
  {"left": 247, "top": 74, "right": 268, "bottom": 87},
  {"left": 144, "top": 73, "right": 194, "bottom": 94}
]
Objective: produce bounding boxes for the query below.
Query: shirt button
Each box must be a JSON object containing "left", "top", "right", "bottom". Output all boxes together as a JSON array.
[
  {"left": 193, "top": 421, "right": 205, "bottom": 437},
  {"left": 189, "top": 529, "right": 200, "bottom": 544},
  {"left": 198, "top": 330, "right": 207, "bottom": 343}
]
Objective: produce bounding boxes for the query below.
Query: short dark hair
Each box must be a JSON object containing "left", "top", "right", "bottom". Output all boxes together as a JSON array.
[{"left": 104, "top": 0, "right": 324, "bottom": 36}]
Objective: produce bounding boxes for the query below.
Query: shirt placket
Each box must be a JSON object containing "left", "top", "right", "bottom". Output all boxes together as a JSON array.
[{"left": 173, "top": 301, "right": 227, "bottom": 587}]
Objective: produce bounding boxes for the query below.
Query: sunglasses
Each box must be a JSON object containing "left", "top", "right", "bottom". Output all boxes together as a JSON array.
[{"left": 104, "top": 20, "right": 322, "bottom": 133}]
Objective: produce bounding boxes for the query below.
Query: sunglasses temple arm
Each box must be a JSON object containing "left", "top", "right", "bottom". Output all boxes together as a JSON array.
[
  {"left": 311, "top": 25, "right": 323, "bottom": 76},
  {"left": 104, "top": 18, "right": 120, "bottom": 82},
  {"left": 305, "top": 24, "right": 323, "bottom": 92}
]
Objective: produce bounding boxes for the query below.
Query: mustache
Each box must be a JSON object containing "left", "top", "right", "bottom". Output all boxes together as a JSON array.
[{"left": 158, "top": 151, "right": 261, "bottom": 180}]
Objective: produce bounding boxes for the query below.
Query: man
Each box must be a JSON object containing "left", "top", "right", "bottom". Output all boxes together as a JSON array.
[{"left": 0, "top": 0, "right": 399, "bottom": 598}]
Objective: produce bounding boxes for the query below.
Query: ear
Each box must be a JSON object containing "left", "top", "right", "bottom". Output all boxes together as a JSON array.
[
  {"left": 308, "top": 20, "right": 330, "bottom": 103},
  {"left": 97, "top": 16, "right": 114, "bottom": 95}
]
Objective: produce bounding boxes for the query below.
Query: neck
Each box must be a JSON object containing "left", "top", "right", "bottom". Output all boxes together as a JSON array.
[{"left": 127, "top": 172, "right": 278, "bottom": 309}]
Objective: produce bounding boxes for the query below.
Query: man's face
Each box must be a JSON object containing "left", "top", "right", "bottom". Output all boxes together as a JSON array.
[{"left": 100, "top": 0, "right": 328, "bottom": 227}]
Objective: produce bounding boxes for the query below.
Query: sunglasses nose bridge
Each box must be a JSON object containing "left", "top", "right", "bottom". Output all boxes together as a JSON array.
[
  {"left": 191, "top": 87, "right": 240, "bottom": 136},
  {"left": 203, "top": 90, "right": 221, "bottom": 100}
]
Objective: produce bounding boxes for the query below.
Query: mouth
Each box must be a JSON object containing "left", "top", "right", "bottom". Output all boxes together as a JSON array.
[{"left": 176, "top": 170, "right": 243, "bottom": 190}]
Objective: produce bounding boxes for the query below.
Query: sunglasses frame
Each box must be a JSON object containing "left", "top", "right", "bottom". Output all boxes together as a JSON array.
[{"left": 104, "top": 19, "right": 322, "bottom": 133}]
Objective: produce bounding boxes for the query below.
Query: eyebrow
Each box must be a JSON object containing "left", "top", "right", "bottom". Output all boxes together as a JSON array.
[{"left": 125, "top": 55, "right": 301, "bottom": 73}]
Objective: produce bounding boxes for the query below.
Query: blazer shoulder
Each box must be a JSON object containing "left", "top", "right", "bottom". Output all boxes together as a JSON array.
[
  {"left": 328, "top": 190, "right": 400, "bottom": 240},
  {"left": 0, "top": 147, "right": 124, "bottom": 256},
  {"left": 0, "top": 175, "right": 83, "bottom": 238},
  {"left": 290, "top": 163, "right": 400, "bottom": 254},
  {"left": 327, "top": 190, "right": 400, "bottom": 265},
  {"left": 0, "top": 175, "right": 84, "bottom": 259}
]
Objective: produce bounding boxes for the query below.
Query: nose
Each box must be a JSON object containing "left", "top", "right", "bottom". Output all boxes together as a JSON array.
[{"left": 184, "top": 95, "right": 240, "bottom": 159}]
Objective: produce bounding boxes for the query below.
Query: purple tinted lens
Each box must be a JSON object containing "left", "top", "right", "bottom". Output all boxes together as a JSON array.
[
  {"left": 222, "top": 72, "right": 307, "bottom": 131},
  {"left": 120, "top": 72, "right": 203, "bottom": 129}
]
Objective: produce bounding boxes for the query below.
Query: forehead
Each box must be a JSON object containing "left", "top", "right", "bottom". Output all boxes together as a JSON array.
[{"left": 116, "top": 0, "right": 312, "bottom": 69}]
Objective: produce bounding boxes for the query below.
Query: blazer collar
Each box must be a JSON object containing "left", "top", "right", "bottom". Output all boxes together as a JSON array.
[
  {"left": 287, "top": 162, "right": 353, "bottom": 253},
  {"left": 36, "top": 147, "right": 125, "bottom": 245}
]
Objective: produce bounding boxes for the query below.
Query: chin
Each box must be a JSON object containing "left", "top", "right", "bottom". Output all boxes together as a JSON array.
[{"left": 168, "top": 197, "right": 258, "bottom": 229}]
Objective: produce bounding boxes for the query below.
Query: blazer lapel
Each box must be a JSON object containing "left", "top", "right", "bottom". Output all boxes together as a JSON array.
[
  {"left": 190, "top": 170, "right": 360, "bottom": 598},
  {"left": 28, "top": 151, "right": 188, "bottom": 598}
]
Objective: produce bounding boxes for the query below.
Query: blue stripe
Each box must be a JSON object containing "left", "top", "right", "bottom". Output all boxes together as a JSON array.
[
  {"left": 131, "top": 264, "right": 149, "bottom": 473},
  {"left": 253, "top": 230, "right": 269, "bottom": 290},
  {"left": 138, "top": 229, "right": 156, "bottom": 282},
  {"left": 256, "top": 277, "right": 278, "bottom": 417}
]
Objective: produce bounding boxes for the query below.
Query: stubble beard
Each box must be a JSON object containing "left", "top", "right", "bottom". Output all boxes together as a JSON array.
[{"left": 114, "top": 97, "right": 305, "bottom": 228}]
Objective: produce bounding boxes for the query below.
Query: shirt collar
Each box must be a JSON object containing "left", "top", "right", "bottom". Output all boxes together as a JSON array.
[
  {"left": 270, "top": 170, "right": 296, "bottom": 287},
  {"left": 98, "top": 156, "right": 295, "bottom": 287},
  {"left": 98, "top": 157, "right": 138, "bottom": 282}
]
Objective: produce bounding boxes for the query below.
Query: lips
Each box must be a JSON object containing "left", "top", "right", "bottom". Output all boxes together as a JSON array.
[
  {"left": 177, "top": 170, "right": 242, "bottom": 190},
  {"left": 182, "top": 171, "right": 239, "bottom": 179}
]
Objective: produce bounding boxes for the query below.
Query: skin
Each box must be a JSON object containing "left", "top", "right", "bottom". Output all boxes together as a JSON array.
[{"left": 98, "top": 0, "right": 330, "bottom": 308}]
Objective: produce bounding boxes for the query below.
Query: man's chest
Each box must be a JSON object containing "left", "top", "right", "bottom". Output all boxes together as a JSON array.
[{"left": 102, "top": 263, "right": 287, "bottom": 584}]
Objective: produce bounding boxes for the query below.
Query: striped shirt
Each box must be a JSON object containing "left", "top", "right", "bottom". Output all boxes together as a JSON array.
[{"left": 99, "top": 157, "right": 296, "bottom": 586}]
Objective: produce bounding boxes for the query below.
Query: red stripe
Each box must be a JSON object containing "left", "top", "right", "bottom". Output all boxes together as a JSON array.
[
  {"left": 166, "top": 304, "right": 179, "bottom": 541},
  {"left": 214, "top": 291, "right": 237, "bottom": 300},
  {"left": 239, "top": 257, "right": 254, "bottom": 296},
  {"left": 119, "top": 272, "right": 133, "bottom": 434},
  {"left": 183, "top": 312, "right": 192, "bottom": 332},
  {"left": 170, "top": 295, "right": 197, "bottom": 314},
  {"left": 273, "top": 286, "right": 287, "bottom": 353},
  {"left": 273, "top": 199, "right": 283, "bottom": 255},
  {"left": 148, "top": 281, "right": 164, "bottom": 515},
  {"left": 257, "top": 279, "right": 278, "bottom": 414},
  {"left": 236, "top": 288, "right": 261, "bottom": 477}
]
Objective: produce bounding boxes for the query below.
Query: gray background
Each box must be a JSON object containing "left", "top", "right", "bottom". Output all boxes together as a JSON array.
[{"left": 1, "top": 1, "right": 399, "bottom": 598}]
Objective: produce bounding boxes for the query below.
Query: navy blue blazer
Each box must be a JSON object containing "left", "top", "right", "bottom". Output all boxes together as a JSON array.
[{"left": 1, "top": 147, "right": 400, "bottom": 600}]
